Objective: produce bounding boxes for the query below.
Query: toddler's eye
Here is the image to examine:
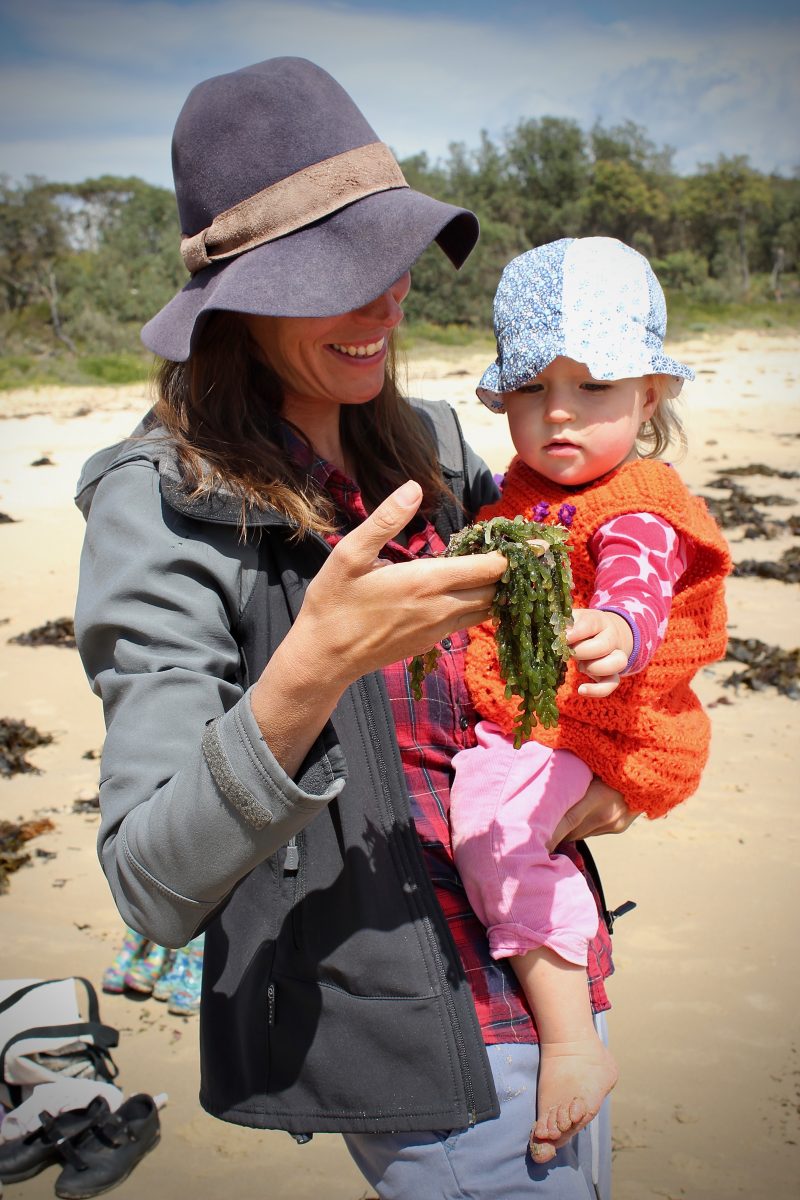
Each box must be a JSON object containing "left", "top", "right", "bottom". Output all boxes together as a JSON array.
[
  {"left": 516, "top": 382, "right": 544, "bottom": 394},
  {"left": 581, "top": 382, "right": 612, "bottom": 393}
]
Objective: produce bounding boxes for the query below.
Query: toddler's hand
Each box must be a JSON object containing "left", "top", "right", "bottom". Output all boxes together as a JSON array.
[{"left": 566, "top": 608, "right": 633, "bottom": 698}]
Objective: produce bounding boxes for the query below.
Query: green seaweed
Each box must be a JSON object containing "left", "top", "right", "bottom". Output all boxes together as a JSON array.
[{"left": 410, "top": 516, "right": 574, "bottom": 747}]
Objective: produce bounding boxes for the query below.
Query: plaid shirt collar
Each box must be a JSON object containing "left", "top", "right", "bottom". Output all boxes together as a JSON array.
[{"left": 281, "top": 420, "right": 441, "bottom": 559}]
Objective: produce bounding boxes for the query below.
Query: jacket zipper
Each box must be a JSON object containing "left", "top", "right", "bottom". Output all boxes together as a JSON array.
[
  {"left": 284, "top": 836, "right": 300, "bottom": 872},
  {"left": 284, "top": 833, "right": 304, "bottom": 948},
  {"left": 358, "top": 678, "right": 477, "bottom": 1125},
  {"left": 262, "top": 531, "right": 478, "bottom": 1118}
]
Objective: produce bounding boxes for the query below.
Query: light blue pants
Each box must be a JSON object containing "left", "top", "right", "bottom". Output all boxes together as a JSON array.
[{"left": 343, "top": 1018, "right": 611, "bottom": 1200}]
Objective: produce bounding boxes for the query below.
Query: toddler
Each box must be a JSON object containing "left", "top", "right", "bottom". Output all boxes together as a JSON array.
[{"left": 450, "top": 237, "right": 731, "bottom": 1163}]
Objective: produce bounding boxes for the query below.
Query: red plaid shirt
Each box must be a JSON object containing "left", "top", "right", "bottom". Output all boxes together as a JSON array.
[{"left": 285, "top": 429, "right": 613, "bottom": 1042}]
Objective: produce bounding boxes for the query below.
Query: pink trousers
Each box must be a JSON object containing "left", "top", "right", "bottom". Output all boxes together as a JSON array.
[{"left": 450, "top": 720, "right": 599, "bottom": 965}]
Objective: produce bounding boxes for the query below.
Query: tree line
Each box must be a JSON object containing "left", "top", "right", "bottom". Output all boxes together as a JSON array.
[{"left": 1, "top": 116, "right": 797, "bottom": 381}]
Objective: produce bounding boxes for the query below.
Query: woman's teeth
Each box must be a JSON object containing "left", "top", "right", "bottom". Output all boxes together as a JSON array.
[{"left": 331, "top": 340, "right": 384, "bottom": 358}]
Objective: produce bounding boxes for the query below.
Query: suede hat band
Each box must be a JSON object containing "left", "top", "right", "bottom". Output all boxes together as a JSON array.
[{"left": 180, "top": 142, "right": 408, "bottom": 274}]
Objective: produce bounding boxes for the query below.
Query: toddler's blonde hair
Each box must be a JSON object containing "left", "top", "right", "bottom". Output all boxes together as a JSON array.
[{"left": 638, "top": 375, "right": 687, "bottom": 460}]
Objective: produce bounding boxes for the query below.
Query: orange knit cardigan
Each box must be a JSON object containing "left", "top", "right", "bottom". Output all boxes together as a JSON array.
[{"left": 464, "top": 457, "right": 731, "bottom": 818}]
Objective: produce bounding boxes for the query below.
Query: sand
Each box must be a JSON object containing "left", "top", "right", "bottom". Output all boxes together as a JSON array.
[{"left": 0, "top": 330, "right": 798, "bottom": 1199}]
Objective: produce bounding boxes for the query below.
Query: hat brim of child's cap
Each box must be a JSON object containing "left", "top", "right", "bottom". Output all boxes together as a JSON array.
[{"left": 476, "top": 352, "right": 694, "bottom": 414}]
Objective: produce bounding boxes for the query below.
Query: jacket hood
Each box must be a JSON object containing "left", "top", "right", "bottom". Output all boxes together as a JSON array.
[{"left": 74, "top": 415, "right": 290, "bottom": 529}]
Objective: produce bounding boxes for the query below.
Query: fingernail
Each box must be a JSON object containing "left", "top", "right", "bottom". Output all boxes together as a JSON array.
[{"left": 395, "top": 480, "right": 422, "bottom": 507}]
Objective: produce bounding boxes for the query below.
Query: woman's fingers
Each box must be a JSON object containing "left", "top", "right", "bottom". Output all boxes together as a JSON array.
[
  {"left": 334, "top": 480, "right": 423, "bottom": 573},
  {"left": 547, "top": 779, "right": 638, "bottom": 849},
  {"left": 295, "top": 484, "right": 507, "bottom": 687}
]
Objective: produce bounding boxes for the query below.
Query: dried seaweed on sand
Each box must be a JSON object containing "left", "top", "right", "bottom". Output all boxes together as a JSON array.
[
  {"left": 9, "top": 617, "right": 76, "bottom": 648},
  {"left": 722, "top": 637, "right": 799, "bottom": 699},
  {"left": 0, "top": 817, "right": 56, "bottom": 892},
  {"left": 0, "top": 718, "right": 54, "bottom": 777}
]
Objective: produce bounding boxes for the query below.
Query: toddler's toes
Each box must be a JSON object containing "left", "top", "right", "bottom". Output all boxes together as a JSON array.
[
  {"left": 540, "top": 1104, "right": 569, "bottom": 1141},
  {"left": 529, "top": 1135, "right": 556, "bottom": 1164},
  {"left": 531, "top": 1096, "right": 591, "bottom": 1163},
  {"left": 534, "top": 1105, "right": 561, "bottom": 1141},
  {"left": 568, "top": 1096, "right": 587, "bottom": 1127},
  {"left": 555, "top": 1100, "right": 577, "bottom": 1133}
]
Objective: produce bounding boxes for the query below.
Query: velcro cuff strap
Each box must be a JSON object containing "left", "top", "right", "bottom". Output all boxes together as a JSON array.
[{"left": 201, "top": 718, "right": 273, "bottom": 829}]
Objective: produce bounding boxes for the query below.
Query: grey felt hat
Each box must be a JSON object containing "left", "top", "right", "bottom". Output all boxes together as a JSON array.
[
  {"left": 141, "top": 57, "right": 479, "bottom": 362},
  {"left": 477, "top": 237, "right": 694, "bottom": 412}
]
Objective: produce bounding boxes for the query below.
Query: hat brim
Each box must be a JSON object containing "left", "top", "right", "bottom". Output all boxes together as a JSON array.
[
  {"left": 476, "top": 351, "right": 695, "bottom": 413},
  {"left": 142, "top": 188, "right": 478, "bottom": 362}
]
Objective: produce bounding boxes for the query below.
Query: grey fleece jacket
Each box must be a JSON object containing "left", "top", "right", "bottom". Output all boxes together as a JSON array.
[
  {"left": 75, "top": 435, "right": 346, "bottom": 949},
  {"left": 74, "top": 403, "right": 503, "bottom": 1134}
]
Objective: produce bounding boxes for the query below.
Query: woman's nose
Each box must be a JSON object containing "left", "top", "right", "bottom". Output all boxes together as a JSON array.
[{"left": 357, "top": 271, "right": 410, "bottom": 327}]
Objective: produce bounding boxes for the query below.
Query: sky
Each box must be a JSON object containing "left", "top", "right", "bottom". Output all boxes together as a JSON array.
[{"left": 1, "top": 0, "right": 798, "bottom": 189}]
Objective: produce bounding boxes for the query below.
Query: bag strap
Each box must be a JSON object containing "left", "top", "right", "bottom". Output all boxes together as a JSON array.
[
  {"left": 577, "top": 840, "right": 637, "bottom": 934},
  {"left": 0, "top": 1019, "right": 119, "bottom": 1078},
  {"left": 0, "top": 977, "right": 100, "bottom": 1022},
  {"left": 1, "top": 1022, "right": 119, "bottom": 1110},
  {"left": 0, "top": 978, "right": 116, "bottom": 1094},
  {"left": 410, "top": 398, "right": 469, "bottom": 543}
]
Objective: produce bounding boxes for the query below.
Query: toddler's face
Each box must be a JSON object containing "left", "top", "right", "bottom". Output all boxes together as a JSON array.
[{"left": 503, "top": 357, "right": 658, "bottom": 487}]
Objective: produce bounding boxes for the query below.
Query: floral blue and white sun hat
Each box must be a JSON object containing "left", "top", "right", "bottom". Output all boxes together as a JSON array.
[{"left": 477, "top": 236, "right": 694, "bottom": 413}]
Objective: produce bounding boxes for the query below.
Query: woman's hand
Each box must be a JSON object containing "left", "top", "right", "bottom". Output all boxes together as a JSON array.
[
  {"left": 251, "top": 481, "right": 505, "bottom": 777},
  {"left": 295, "top": 480, "right": 506, "bottom": 688},
  {"left": 547, "top": 777, "right": 639, "bottom": 850}
]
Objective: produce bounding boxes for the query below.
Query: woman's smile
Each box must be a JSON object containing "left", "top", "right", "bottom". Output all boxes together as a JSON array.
[
  {"left": 328, "top": 337, "right": 387, "bottom": 361},
  {"left": 242, "top": 271, "right": 409, "bottom": 413}
]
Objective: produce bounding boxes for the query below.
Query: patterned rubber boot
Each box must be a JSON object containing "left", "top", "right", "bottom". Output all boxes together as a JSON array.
[
  {"left": 166, "top": 936, "right": 204, "bottom": 1016},
  {"left": 152, "top": 951, "right": 183, "bottom": 1003},
  {"left": 102, "top": 927, "right": 148, "bottom": 994},
  {"left": 124, "top": 942, "right": 171, "bottom": 995}
]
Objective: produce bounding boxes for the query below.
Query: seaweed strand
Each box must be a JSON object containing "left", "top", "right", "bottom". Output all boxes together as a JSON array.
[{"left": 410, "top": 516, "right": 574, "bottom": 748}]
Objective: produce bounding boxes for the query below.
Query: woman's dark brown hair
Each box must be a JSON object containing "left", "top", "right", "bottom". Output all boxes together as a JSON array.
[{"left": 152, "top": 312, "right": 449, "bottom": 536}]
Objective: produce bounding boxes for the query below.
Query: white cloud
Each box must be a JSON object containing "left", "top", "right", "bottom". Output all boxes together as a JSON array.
[{"left": 1, "top": 0, "right": 797, "bottom": 185}]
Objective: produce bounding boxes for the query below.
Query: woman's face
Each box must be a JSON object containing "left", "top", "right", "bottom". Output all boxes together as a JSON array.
[{"left": 242, "top": 272, "right": 411, "bottom": 411}]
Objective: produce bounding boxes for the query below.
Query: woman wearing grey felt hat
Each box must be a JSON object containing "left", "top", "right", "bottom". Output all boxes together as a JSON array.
[
  {"left": 142, "top": 56, "right": 478, "bottom": 361},
  {"left": 74, "top": 56, "right": 617, "bottom": 1199}
]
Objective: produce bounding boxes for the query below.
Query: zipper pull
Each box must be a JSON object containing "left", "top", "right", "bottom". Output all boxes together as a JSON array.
[
  {"left": 284, "top": 837, "right": 299, "bottom": 873},
  {"left": 267, "top": 982, "right": 276, "bottom": 1026}
]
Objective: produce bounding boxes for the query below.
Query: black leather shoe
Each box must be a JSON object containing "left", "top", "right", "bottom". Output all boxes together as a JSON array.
[
  {"left": 54, "top": 1093, "right": 160, "bottom": 1198},
  {"left": 0, "top": 1097, "right": 110, "bottom": 1184}
]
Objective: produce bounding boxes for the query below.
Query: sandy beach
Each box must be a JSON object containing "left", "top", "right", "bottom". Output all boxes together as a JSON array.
[{"left": 1, "top": 330, "right": 798, "bottom": 1199}]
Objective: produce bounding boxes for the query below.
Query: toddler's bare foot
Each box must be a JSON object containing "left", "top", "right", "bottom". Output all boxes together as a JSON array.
[{"left": 529, "top": 1036, "right": 617, "bottom": 1164}]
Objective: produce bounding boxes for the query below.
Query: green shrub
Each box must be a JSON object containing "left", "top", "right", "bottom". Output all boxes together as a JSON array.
[
  {"left": 400, "top": 322, "right": 495, "bottom": 351},
  {"left": 652, "top": 250, "right": 708, "bottom": 290},
  {"left": 0, "top": 355, "right": 38, "bottom": 389},
  {"left": 80, "top": 354, "right": 151, "bottom": 384}
]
